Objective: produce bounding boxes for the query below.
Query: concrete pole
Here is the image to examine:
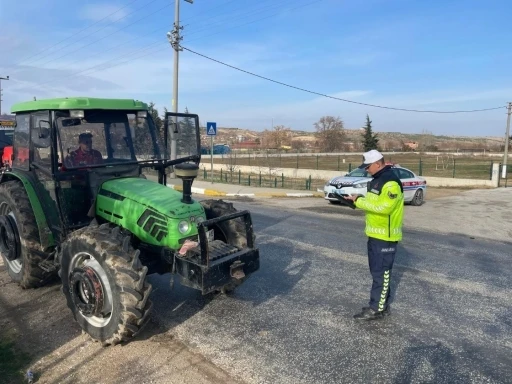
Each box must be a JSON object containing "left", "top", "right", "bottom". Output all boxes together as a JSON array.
[
  {"left": 0, "top": 76, "right": 9, "bottom": 115},
  {"left": 171, "top": 0, "right": 180, "bottom": 163},
  {"left": 502, "top": 102, "right": 511, "bottom": 179}
]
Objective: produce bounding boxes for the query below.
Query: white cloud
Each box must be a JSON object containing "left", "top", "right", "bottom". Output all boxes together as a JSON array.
[{"left": 80, "top": 3, "right": 131, "bottom": 23}]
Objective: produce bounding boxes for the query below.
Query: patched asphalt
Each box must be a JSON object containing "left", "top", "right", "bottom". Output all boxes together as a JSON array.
[{"left": 148, "top": 199, "right": 512, "bottom": 384}]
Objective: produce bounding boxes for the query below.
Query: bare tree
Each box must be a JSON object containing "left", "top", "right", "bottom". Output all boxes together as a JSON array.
[
  {"left": 314, "top": 116, "right": 345, "bottom": 152},
  {"left": 291, "top": 139, "right": 306, "bottom": 151},
  {"left": 261, "top": 125, "right": 292, "bottom": 150}
]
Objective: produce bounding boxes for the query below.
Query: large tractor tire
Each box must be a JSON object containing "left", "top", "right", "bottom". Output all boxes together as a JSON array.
[
  {"left": 59, "top": 223, "right": 152, "bottom": 346},
  {"left": 199, "top": 199, "right": 255, "bottom": 249},
  {"left": 199, "top": 199, "right": 256, "bottom": 294},
  {"left": 0, "top": 180, "right": 56, "bottom": 288}
]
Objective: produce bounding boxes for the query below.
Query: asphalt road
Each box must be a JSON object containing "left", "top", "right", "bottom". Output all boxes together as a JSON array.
[{"left": 148, "top": 197, "right": 512, "bottom": 384}]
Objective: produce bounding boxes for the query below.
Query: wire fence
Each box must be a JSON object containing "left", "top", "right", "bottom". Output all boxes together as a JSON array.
[
  {"left": 196, "top": 168, "right": 326, "bottom": 191},
  {"left": 209, "top": 153, "right": 498, "bottom": 180}
]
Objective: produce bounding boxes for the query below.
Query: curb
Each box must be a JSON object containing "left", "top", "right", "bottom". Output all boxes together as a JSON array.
[
  {"left": 166, "top": 184, "right": 323, "bottom": 198},
  {"left": 167, "top": 184, "right": 227, "bottom": 196}
]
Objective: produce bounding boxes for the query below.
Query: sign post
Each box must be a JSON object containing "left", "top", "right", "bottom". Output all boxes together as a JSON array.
[{"left": 206, "top": 122, "right": 217, "bottom": 183}]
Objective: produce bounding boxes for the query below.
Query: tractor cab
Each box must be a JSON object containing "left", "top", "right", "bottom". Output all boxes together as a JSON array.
[{"left": 4, "top": 98, "right": 200, "bottom": 233}]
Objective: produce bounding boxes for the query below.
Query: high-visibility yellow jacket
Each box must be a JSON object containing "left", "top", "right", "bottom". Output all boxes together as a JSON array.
[{"left": 354, "top": 166, "right": 404, "bottom": 242}]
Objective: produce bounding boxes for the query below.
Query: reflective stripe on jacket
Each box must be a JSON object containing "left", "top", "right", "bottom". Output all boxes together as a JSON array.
[{"left": 354, "top": 166, "right": 404, "bottom": 242}]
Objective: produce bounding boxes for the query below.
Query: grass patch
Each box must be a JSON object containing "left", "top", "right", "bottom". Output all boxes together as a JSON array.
[
  {"left": 0, "top": 334, "right": 31, "bottom": 384},
  {"left": 209, "top": 153, "right": 498, "bottom": 180}
]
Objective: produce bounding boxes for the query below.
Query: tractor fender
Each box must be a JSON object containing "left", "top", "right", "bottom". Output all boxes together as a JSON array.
[{"left": 0, "top": 171, "right": 56, "bottom": 251}]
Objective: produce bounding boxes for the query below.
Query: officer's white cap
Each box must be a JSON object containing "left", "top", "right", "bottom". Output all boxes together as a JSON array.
[{"left": 358, "top": 149, "right": 383, "bottom": 169}]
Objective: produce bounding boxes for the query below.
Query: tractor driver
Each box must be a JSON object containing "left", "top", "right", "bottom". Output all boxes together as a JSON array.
[{"left": 65, "top": 132, "right": 103, "bottom": 167}]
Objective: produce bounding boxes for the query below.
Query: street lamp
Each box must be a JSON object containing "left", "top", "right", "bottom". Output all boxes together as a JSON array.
[{"left": 0, "top": 75, "right": 9, "bottom": 116}]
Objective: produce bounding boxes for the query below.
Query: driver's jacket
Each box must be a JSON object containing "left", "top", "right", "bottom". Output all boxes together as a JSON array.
[
  {"left": 354, "top": 165, "right": 404, "bottom": 242},
  {"left": 67, "top": 148, "right": 103, "bottom": 167}
]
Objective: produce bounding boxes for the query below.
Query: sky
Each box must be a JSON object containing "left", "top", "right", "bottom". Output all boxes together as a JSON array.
[{"left": 0, "top": 0, "right": 511, "bottom": 137}]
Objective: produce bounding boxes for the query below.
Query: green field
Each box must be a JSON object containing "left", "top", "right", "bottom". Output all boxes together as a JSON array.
[{"left": 207, "top": 153, "right": 504, "bottom": 180}]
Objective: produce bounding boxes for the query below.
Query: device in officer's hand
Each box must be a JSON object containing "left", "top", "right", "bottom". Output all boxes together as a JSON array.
[{"left": 333, "top": 191, "right": 362, "bottom": 209}]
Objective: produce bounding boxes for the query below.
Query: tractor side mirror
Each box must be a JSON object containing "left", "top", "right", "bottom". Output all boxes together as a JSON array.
[
  {"left": 168, "top": 120, "right": 179, "bottom": 134},
  {"left": 33, "top": 120, "right": 51, "bottom": 148}
]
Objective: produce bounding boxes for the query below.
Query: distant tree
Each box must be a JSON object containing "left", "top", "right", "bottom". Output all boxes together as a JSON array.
[
  {"left": 268, "top": 125, "right": 292, "bottom": 149},
  {"left": 291, "top": 139, "right": 306, "bottom": 151},
  {"left": 148, "top": 102, "right": 163, "bottom": 139},
  {"left": 314, "top": 116, "right": 345, "bottom": 152},
  {"left": 419, "top": 129, "right": 435, "bottom": 151},
  {"left": 361, "top": 114, "right": 380, "bottom": 151}
]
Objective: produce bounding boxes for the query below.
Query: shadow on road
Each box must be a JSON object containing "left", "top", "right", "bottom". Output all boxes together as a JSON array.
[{"left": 393, "top": 341, "right": 469, "bottom": 384}]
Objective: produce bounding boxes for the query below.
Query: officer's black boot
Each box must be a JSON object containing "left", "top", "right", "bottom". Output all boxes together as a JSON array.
[{"left": 353, "top": 306, "right": 390, "bottom": 321}]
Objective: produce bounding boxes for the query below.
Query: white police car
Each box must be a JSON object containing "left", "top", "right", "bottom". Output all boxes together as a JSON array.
[{"left": 323, "top": 164, "right": 426, "bottom": 206}]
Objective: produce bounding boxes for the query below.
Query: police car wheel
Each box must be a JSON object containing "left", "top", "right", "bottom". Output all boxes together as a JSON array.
[{"left": 410, "top": 189, "right": 424, "bottom": 206}]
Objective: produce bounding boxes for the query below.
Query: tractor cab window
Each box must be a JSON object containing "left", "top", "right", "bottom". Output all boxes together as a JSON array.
[
  {"left": 56, "top": 110, "right": 164, "bottom": 169},
  {"left": 12, "top": 113, "right": 30, "bottom": 170},
  {"left": 31, "top": 111, "right": 52, "bottom": 167},
  {"left": 0, "top": 129, "right": 13, "bottom": 147}
]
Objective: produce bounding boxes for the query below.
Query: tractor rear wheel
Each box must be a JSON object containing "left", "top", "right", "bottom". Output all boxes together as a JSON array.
[
  {"left": 0, "top": 180, "right": 55, "bottom": 288},
  {"left": 59, "top": 223, "right": 152, "bottom": 345}
]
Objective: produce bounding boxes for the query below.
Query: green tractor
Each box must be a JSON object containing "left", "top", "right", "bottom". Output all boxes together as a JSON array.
[{"left": 0, "top": 97, "right": 259, "bottom": 345}]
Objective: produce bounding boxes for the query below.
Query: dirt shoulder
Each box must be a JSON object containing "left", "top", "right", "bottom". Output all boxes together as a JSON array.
[
  {"left": 0, "top": 260, "right": 243, "bottom": 384},
  {"left": 424, "top": 186, "right": 493, "bottom": 200}
]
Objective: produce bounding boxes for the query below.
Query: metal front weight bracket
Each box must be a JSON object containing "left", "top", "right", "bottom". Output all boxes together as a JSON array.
[{"left": 230, "top": 260, "right": 245, "bottom": 280}]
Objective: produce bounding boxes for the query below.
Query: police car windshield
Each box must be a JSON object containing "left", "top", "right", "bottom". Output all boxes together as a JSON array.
[
  {"left": 347, "top": 168, "right": 370, "bottom": 178},
  {"left": 56, "top": 110, "right": 166, "bottom": 169}
]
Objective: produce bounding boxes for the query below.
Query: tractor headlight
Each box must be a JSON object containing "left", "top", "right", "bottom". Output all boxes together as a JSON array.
[{"left": 178, "top": 220, "right": 189, "bottom": 234}]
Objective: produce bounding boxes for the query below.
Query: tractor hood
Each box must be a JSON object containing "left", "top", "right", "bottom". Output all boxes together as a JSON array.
[
  {"left": 100, "top": 177, "right": 204, "bottom": 217},
  {"left": 95, "top": 177, "right": 205, "bottom": 248}
]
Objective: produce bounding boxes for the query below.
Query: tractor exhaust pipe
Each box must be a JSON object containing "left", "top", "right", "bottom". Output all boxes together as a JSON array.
[
  {"left": 174, "top": 163, "right": 199, "bottom": 204},
  {"left": 182, "top": 177, "right": 193, "bottom": 204}
]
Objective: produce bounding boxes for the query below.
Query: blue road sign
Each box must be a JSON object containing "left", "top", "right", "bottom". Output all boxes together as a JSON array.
[{"left": 206, "top": 122, "right": 217, "bottom": 136}]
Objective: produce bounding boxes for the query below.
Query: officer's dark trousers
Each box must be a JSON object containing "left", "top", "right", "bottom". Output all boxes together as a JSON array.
[{"left": 367, "top": 237, "right": 398, "bottom": 312}]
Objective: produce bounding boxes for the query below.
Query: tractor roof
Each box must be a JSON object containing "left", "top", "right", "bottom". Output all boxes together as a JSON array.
[{"left": 11, "top": 97, "right": 149, "bottom": 113}]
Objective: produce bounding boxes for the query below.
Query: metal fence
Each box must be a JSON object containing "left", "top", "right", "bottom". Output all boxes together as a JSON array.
[
  {"left": 197, "top": 169, "right": 325, "bottom": 191},
  {"left": 211, "top": 153, "right": 496, "bottom": 180}
]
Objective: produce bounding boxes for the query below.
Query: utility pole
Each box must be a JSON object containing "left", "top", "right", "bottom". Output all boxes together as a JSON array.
[
  {"left": 167, "top": 0, "right": 193, "bottom": 167},
  {"left": 0, "top": 75, "right": 9, "bottom": 116},
  {"left": 503, "top": 102, "right": 511, "bottom": 179}
]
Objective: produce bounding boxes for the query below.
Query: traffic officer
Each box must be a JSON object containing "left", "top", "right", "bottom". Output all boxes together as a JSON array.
[{"left": 343, "top": 149, "right": 404, "bottom": 321}]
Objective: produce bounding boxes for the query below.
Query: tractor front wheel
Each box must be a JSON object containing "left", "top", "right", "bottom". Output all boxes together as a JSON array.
[
  {"left": 59, "top": 223, "right": 152, "bottom": 345},
  {"left": 200, "top": 199, "right": 255, "bottom": 294},
  {"left": 0, "top": 180, "right": 55, "bottom": 288}
]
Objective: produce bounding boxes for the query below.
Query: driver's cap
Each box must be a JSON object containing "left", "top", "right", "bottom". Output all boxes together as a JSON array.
[{"left": 78, "top": 132, "right": 93, "bottom": 141}]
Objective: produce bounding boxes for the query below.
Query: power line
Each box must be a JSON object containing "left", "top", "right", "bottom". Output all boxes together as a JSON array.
[
  {"left": 18, "top": 0, "right": 166, "bottom": 70},
  {"left": 182, "top": 46, "right": 507, "bottom": 114},
  {"left": 184, "top": 0, "right": 325, "bottom": 43},
  {"left": 183, "top": 0, "right": 300, "bottom": 38},
  {"left": 25, "top": 42, "right": 168, "bottom": 89},
  {"left": 10, "top": 0, "right": 316, "bottom": 89},
  {"left": 8, "top": 0, "right": 143, "bottom": 68}
]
